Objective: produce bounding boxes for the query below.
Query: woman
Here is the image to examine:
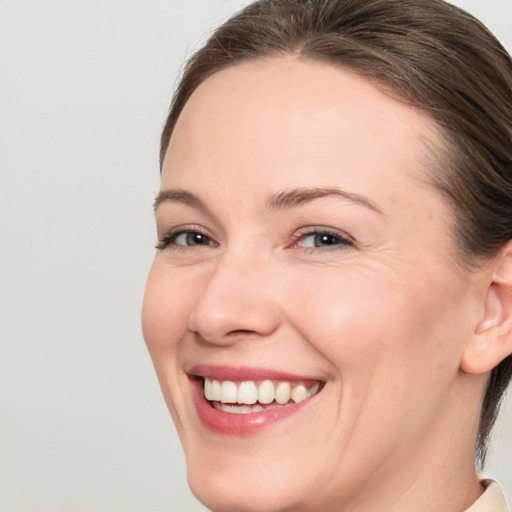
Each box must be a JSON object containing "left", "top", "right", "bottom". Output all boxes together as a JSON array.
[{"left": 142, "top": 0, "right": 512, "bottom": 510}]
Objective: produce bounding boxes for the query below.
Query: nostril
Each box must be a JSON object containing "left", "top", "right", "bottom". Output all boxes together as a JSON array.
[
  {"left": 228, "top": 329, "right": 258, "bottom": 336},
  {"left": 196, "top": 329, "right": 264, "bottom": 345}
]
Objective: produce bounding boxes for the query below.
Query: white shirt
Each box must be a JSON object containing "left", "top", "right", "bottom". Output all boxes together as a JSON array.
[{"left": 465, "top": 480, "right": 509, "bottom": 512}]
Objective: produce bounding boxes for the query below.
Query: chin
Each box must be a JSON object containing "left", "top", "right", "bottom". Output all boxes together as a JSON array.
[
  {"left": 187, "top": 466, "right": 307, "bottom": 512},
  {"left": 180, "top": 435, "right": 323, "bottom": 512}
]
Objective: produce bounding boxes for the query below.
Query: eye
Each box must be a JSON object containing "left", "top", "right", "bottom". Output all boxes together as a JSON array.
[
  {"left": 174, "top": 232, "right": 214, "bottom": 247},
  {"left": 293, "top": 228, "right": 354, "bottom": 250},
  {"left": 156, "top": 228, "right": 217, "bottom": 250}
]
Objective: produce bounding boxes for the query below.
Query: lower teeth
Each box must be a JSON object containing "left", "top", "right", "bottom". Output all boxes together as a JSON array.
[
  {"left": 212, "top": 401, "right": 288, "bottom": 414},
  {"left": 214, "top": 403, "right": 264, "bottom": 414}
]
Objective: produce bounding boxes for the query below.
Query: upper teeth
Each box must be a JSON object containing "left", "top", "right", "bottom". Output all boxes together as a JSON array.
[{"left": 204, "top": 378, "right": 320, "bottom": 405}]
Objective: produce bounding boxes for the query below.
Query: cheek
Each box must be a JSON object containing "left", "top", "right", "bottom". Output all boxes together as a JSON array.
[
  {"left": 283, "top": 265, "right": 472, "bottom": 462},
  {"left": 142, "top": 260, "right": 192, "bottom": 357},
  {"left": 286, "top": 268, "right": 396, "bottom": 361},
  {"left": 142, "top": 261, "right": 195, "bottom": 428},
  {"left": 285, "top": 263, "right": 468, "bottom": 382}
]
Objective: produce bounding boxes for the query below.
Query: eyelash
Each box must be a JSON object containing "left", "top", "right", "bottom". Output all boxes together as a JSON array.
[
  {"left": 290, "top": 227, "right": 354, "bottom": 251},
  {"left": 156, "top": 227, "right": 354, "bottom": 251},
  {"left": 156, "top": 227, "right": 216, "bottom": 251}
]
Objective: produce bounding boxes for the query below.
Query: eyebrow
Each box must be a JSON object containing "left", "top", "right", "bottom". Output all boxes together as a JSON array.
[
  {"left": 267, "top": 187, "right": 383, "bottom": 214},
  {"left": 153, "top": 189, "right": 208, "bottom": 213},
  {"left": 154, "top": 186, "right": 382, "bottom": 215}
]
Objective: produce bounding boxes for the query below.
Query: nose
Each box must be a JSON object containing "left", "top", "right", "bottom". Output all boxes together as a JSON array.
[{"left": 187, "top": 255, "right": 281, "bottom": 345}]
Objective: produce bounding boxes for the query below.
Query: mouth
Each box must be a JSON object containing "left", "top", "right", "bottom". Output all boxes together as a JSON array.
[
  {"left": 204, "top": 378, "right": 321, "bottom": 414},
  {"left": 189, "top": 365, "right": 324, "bottom": 436}
]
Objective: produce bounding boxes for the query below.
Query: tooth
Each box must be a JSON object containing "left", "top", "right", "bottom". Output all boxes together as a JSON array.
[
  {"left": 258, "top": 380, "right": 275, "bottom": 404},
  {"left": 231, "top": 406, "right": 253, "bottom": 414},
  {"left": 275, "top": 382, "right": 291, "bottom": 404},
  {"left": 307, "top": 383, "right": 320, "bottom": 398},
  {"left": 211, "top": 380, "right": 221, "bottom": 401},
  {"left": 204, "top": 379, "right": 221, "bottom": 401},
  {"left": 207, "top": 378, "right": 320, "bottom": 406},
  {"left": 291, "top": 384, "right": 308, "bottom": 403},
  {"left": 213, "top": 403, "right": 265, "bottom": 414},
  {"left": 204, "top": 378, "right": 213, "bottom": 400},
  {"left": 237, "top": 381, "right": 258, "bottom": 404},
  {"left": 220, "top": 381, "right": 238, "bottom": 403}
]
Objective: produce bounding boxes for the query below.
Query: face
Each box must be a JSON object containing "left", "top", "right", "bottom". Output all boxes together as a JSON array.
[{"left": 142, "top": 58, "right": 480, "bottom": 511}]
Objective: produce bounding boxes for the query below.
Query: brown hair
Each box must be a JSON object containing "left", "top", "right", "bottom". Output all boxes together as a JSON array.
[{"left": 160, "top": 0, "right": 512, "bottom": 464}]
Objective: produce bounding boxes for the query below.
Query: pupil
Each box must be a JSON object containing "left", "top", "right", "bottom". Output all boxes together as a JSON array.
[
  {"left": 316, "top": 234, "right": 337, "bottom": 246},
  {"left": 189, "top": 233, "right": 205, "bottom": 245}
]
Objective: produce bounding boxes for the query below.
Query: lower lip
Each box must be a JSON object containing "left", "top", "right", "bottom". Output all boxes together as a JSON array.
[{"left": 192, "top": 380, "right": 317, "bottom": 437}]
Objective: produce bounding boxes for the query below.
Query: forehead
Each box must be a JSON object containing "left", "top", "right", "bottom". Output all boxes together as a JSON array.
[{"left": 163, "top": 57, "right": 439, "bottom": 206}]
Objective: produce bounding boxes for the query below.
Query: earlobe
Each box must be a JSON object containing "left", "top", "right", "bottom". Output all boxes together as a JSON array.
[{"left": 461, "top": 243, "right": 512, "bottom": 375}]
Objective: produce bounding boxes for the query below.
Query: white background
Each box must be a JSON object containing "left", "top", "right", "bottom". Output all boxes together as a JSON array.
[{"left": 1, "top": 1, "right": 511, "bottom": 511}]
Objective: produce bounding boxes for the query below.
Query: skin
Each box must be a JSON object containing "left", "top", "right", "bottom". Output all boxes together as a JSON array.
[{"left": 142, "top": 58, "right": 494, "bottom": 512}]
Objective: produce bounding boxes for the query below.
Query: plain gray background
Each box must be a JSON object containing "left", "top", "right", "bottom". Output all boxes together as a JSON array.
[{"left": 1, "top": 1, "right": 511, "bottom": 511}]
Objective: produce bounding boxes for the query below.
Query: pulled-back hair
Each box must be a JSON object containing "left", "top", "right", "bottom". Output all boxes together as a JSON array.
[{"left": 160, "top": 0, "right": 512, "bottom": 464}]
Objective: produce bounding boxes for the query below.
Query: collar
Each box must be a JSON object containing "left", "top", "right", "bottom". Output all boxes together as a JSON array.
[{"left": 464, "top": 480, "right": 509, "bottom": 512}]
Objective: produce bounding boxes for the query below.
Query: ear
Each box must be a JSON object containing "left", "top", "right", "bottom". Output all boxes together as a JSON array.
[{"left": 461, "top": 242, "right": 512, "bottom": 375}]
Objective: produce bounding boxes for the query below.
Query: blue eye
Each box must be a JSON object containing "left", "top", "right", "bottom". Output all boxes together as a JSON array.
[
  {"left": 156, "top": 229, "right": 216, "bottom": 250},
  {"left": 174, "top": 232, "right": 214, "bottom": 246},
  {"left": 296, "top": 230, "right": 353, "bottom": 249}
]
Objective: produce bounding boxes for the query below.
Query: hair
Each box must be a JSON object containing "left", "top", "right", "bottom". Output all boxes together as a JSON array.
[{"left": 160, "top": 0, "right": 512, "bottom": 464}]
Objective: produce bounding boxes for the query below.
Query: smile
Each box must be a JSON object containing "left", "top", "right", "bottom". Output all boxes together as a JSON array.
[
  {"left": 190, "top": 366, "right": 324, "bottom": 436},
  {"left": 204, "top": 378, "right": 321, "bottom": 413}
]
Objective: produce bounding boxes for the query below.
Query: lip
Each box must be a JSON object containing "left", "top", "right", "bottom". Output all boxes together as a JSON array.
[
  {"left": 189, "top": 365, "right": 323, "bottom": 437},
  {"left": 189, "top": 364, "right": 322, "bottom": 382}
]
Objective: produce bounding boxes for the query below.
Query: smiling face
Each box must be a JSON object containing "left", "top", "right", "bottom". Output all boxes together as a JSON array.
[{"left": 142, "top": 58, "right": 483, "bottom": 511}]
